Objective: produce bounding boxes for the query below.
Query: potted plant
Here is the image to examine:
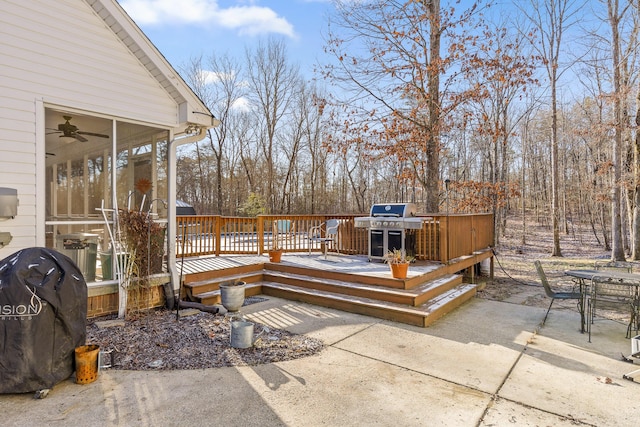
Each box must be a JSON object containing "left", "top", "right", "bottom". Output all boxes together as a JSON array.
[
  {"left": 268, "top": 222, "right": 284, "bottom": 262},
  {"left": 384, "top": 249, "right": 414, "bottom": 279},
  {"left": 268, "top": 243, "right": 283, "bottom": 263}
]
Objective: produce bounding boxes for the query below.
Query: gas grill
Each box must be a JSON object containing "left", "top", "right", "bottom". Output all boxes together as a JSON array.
[{"left": 354, "top": 203, "right": 424, "bottom": 261}]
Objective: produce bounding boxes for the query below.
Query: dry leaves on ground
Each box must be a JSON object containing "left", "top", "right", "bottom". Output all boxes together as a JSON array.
[
  {"left": 478, "top": 217, "right": 634, "bottom": 322},
  {"left": 86, "top": 309, "right": 324, "bottom": 371}
]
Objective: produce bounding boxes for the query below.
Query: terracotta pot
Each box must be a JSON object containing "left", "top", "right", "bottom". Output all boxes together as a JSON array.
[
  {"left": 269, "top": 250, "right": 282, "bottom": 263},
  {"left": 389, "top": 262, "right": 409, "bottom": 279}
]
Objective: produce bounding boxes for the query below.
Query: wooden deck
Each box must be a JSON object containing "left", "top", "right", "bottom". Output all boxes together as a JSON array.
[
  {"left": 179, "top": 249, "right": 494, "bottom": 327},
  {"left": 176, "top": 213, "right": 494, "bottom": 264}
]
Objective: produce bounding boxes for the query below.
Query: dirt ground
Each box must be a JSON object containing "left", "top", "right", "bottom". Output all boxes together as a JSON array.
[{"left": 478, "top": 216, "right": 633, "bottom": 323}]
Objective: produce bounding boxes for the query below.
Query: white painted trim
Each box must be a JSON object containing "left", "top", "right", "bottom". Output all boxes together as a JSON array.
[
  {"left": 43, "top": 101, "right": 177, "bottom": 130},
  {"left": 35, "top": 98, "right": 46, "bottom": 246},
  {"left": 167, "top": 129, "right": 178, "bottom": 291}
]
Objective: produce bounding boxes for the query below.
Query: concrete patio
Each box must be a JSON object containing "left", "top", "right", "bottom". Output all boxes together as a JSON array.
[{"left": 2, "top": 292, "right": 639, "bottom": 426}]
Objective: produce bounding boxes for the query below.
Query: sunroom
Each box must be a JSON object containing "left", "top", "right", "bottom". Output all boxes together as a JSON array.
[{"left": 44, "top": 108, "right": 172, "bottom": 284}]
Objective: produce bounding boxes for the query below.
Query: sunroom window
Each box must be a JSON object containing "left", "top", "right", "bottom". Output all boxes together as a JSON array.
[{"left": 45, "top": 108, "right": 169, "bottom": 284}]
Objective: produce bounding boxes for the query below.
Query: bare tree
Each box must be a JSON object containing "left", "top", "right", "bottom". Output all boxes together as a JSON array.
[
  {"left": 578, "top": 0, "right": 639, "bottom": 259},
  {"left": 519, "top": 0, "right": 585, "bottom": 256},
  {"left": 245, "top": 38, "right": 300, "bottom": 213},
  {"left": 464, "top": 21, "right": 538, "bottom": 244},
  {"left": 299, "top": 88, "right": 330, "bottom": 213},
  {"left": 180, "top": 54, "right": 247, "bottom": 214},
  {"left": 634, "top": 80, "right": 640, "bottom": 258},
  {"left": 206, "top": 54, "right": 247, "bottom": 215},
  {"left": 606, "top": 0, "right": 632, "bottom": 260},
  {"left": 179, "top": 56, "right": 216, "bottom": 212},
  {"left": 323, "top": 0, "right": 493, "bottom": 212}
]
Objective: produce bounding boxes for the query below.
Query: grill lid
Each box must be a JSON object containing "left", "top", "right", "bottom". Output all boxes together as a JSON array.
[{"left": 370, "top": 203, "right": 416, "bottom": 218}]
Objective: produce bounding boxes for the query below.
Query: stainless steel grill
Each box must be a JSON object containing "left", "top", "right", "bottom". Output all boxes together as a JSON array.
[{"left": 355, "top": 203, "right": 423, "bottom": 261}]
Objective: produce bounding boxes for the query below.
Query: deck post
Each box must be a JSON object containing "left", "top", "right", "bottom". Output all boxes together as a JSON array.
[
  {"left": 215, "top": 216, "right": 221, "bottom": 256},
  {"left": 257, "top": 216, "right": 264, "bottom": 255}
]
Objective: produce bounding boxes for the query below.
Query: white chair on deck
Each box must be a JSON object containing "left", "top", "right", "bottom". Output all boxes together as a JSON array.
[
  {"left": 308, "top": 219, "right": 340, "bottom": 259},
  {"left": 273, "top": 219, "right": 295, "bottom": 250}
]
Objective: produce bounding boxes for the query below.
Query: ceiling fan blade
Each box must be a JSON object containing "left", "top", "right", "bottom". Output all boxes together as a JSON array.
[
  {"left": 74, "top": 134, "right": 88, "bottom": 142},
  {"left": 77, "top": 131, "right": 109, "bottom": 138}
]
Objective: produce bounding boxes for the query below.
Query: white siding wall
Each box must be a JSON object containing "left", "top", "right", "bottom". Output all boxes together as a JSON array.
[{"left": 0, "top": 0, "right": 182, "bottom": 258}]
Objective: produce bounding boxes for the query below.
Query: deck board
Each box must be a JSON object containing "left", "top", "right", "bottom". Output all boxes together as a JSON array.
[{"left": 180, "top": 253, "right": 441, "bottom": 278}]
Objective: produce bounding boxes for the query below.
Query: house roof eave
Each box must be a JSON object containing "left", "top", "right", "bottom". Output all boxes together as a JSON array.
[{"left": 85, "top": 0, "right": 215, "bottom": 130}]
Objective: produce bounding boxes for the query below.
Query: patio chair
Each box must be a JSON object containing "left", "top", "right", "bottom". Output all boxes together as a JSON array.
[
  {"left": 587, "top": 275, "right": 639, "bottom": 341},
  {"left": 308, "top": 219, "right": 340, "bottom": 259},
  {"left": 534, "top": 260, "right": 582, "bottom": 325},
  {"left": 273, "top": 220, "right": 296, "bottom": 250},
  {"left": 594, "top": 260, "right": 633, "bottom": 273}
]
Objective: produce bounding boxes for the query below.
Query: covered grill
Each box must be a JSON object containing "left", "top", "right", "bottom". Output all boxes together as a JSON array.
[{"left": 355, "top": 203, "right": 423, "bottom": 261}]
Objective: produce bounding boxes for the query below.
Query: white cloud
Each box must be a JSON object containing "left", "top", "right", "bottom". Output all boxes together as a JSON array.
[
  {"left": 217, "top": 7, "right": 295, "bottom": 37},
  {"left": 120, "top": 0, "right": 296, "bottom": 38},
  {"left": 231, "top": 97, "right": 251, "bottom": 112},
  {"left": 198, "top": 70, "right": 251, "bottom": 111},
  {"left": 200, "top": 70, "right": 226, "bottom": 85}
]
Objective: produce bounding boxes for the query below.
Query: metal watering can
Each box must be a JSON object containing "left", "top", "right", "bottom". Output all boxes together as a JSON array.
[{"left": 230, "top": 319, "right": 269, "bottom": 349}]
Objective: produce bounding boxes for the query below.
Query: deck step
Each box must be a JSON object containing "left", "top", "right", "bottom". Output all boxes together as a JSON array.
[
  {"left": 183, "top": 271, "right": 263, "bottom": 300},
  {"left": 265, "top": 261, "right": 446, "bottom": 290},
  {"left": 263, "top": 270, "right": 463, "bottom": 306},
  {"left": 181, "top": 253, "right": 489, "bottom": 328},
  {"left": 182, "top": 262, "right": 263, "bottom": 284},
  {"left": 194, "top": 282, "right": 264, "bottom": 306},
  {"left": 261, "top": 281, "right": 477, "bottom": 327}
]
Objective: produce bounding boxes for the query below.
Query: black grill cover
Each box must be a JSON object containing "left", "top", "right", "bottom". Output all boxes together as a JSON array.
[{"left": 0, "top": 248, "right": 87, "bottom": 393}]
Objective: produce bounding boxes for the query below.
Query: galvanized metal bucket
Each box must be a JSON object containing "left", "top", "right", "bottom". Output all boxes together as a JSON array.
[
  {"left": 230, "top": 320, "right": 266, "bottom": 348},
  {"left": 220, "top": 281, "right": 246, "bottom": 312}
]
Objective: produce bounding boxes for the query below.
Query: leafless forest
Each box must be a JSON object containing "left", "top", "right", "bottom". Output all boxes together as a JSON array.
[{"left": 174, "top": 0, "right": 640, "bottom": 260}]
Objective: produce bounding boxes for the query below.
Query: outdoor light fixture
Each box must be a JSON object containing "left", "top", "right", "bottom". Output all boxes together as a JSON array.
[
  {"left": 184, "top": 124, "right": 200, "bottom": 134},
  {"left": 59, "top": 135, "right": 75, "bottom": 143}
]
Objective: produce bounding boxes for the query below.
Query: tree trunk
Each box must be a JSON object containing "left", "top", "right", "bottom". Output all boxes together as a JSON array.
[
  {"left": 609, "top": 1, "right": 626, "bottom": 261},
  {"left": 632, "top": 84, "right": 640, "bottom": 259},
  {"left": 426, "top": 0, "right": 441, "bottom": 213},
  {"left": 551, "top": 76, "right": 562, "bottom": 257}
]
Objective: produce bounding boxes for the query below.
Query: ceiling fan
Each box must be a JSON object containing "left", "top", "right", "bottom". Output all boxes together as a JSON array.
[{"left": 47, "top": 116, "right": 109, "bottom": 142}]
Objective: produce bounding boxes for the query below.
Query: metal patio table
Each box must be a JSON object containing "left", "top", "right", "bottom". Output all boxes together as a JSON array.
[{"left": 565, "top": 269, "right": 640, "bottom": 340}]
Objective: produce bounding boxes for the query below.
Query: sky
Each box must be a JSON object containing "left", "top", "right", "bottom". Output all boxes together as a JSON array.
[{"left": 119, "top": 0, "right": 335, "bottom": 78}]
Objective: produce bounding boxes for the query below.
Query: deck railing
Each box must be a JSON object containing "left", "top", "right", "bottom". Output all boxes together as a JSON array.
[{"left": 175, "top": 213, "right": 494, "bottom": 263}]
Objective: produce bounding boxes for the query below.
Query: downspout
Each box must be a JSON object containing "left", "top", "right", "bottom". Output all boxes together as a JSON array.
[{"left": 167, "top": 126, "right": 208, "bottom": 305}]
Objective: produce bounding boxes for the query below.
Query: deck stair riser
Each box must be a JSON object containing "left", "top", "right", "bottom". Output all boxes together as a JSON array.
[
  {"left": 183, "top": 271, "right": 263, "bottom": 301},
  {"left": 264, "top": 262, "right": 418, "bottom": 289},
  {"left": 261, "top": 282, "right": 477, "bottom": 327},
  {"left": 262, "top": 270, "right": 463, "bottom": 307},
  {"left": 196, "top": 283, "right": 264, "bottom": 306},
  {"left": 445, "top": 250, "right": 494, "bottom": 277},
  {"left": 183, "top": 263, "right": 263, "bottom": 284}
]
